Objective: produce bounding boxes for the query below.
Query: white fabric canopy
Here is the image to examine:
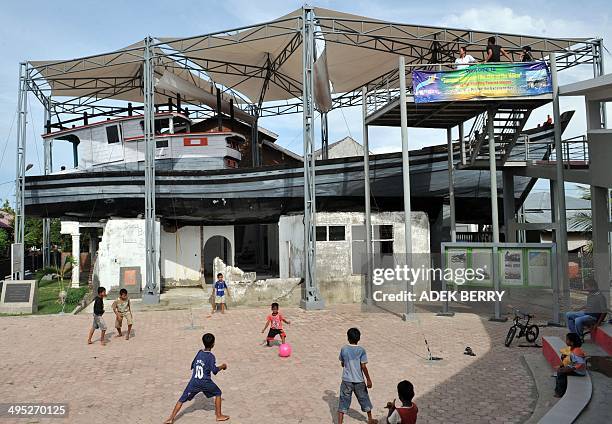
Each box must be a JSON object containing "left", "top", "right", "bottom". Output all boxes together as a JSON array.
[
  {"left": 29, "top": 41, "right": 232, "bottom": 105},
  {"left": 27, "top": 7, "right": 592, "bottom": 106}
]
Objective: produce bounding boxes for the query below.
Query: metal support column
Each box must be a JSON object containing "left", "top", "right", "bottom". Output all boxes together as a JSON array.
[
  {"left": 550, "top": 54, "right": 570, "bottom": 315},
  {"left": 399, "top": 56, "right": 414, "bottom": 319},
  {"left": 251, "top": 106, "right": 259, "bottom": 167},
  {"left": 362, "top": 87, "right": 373, "bottom": 305},
  {"left": 300, "top": 6, "right": 324, "bottom": 310},
  {"left": 321, "top": 112, "right": 329, "bottom": 160},
  {"left": 142, "top": 37, "right": 159, "bottom": 304},
  {"left": 42, "top": 97, "right": 52, "bottom": 268},
  {"left": 12, "top": 62, "right": 27, "bottom": 280},
  {"left": 459, "top": 123, "right": 466, "bottom": 166},
  {"left": 447, "top": 128, "right": 456, "bottom": 242},
  {"left": 488, "top": 106, "right": 504, "bottom": 321},
  {"left": 502, "top": 171, "right": 516, "bottom": 243},
  {"left": 595, "top": 40, "right": 607, "bottom": 128},
  {"left": 439, "top": 126, "right": 456, "bottom": 316}
]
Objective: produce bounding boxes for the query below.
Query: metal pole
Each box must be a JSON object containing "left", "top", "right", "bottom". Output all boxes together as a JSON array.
[
  {"left": 42, "top": 97, "right": 52, "bottom": 268},
  {"left": 447, "top": 128, "right": 456, "bottom": 242},
  {"left": 488, "top": 106, "right": 504, "bottom": 321},
  {"left": 596, "top": 40, "right": 607, "bottom": 128},
  {"left": 251, "top": 108, "right": 259, "bottom": 167},
  {"left": 362, "top": 87, "right": 373, "bottom": 305},
  {"left": 438, "top": 127, "right": 457, "bottom": 317},
  {"left": 13, "top": 62, "right": 27, "bottom": 280},
  {"left": 321, "top": 112, "right": 329, "bottom": 160},
  {"left": 399, "top": 56, "right": 414, "bottom": 318},
  {"left": 142, "top": 37, "right": 159, "bottom": 304},
  {"left": 300, "top": 6, "right": 324, "bottom": 310},
  {"left": 550, "top": 54, "right": 569, "bottom": 315},
  {"left": 459, "top": 123, "right": 466, "bottom": 166}
]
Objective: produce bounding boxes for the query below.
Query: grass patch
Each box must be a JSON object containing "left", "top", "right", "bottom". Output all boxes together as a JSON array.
[{"left": 35, "top": 279, "right": 89, "bottom": 315}]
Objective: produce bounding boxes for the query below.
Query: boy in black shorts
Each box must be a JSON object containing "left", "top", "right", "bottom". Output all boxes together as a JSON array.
[
  {"left": 261, "top": 302, "right": 290, "bottom": 346},
  {"left": 164, "top": 333, "right": 229, "bottom": 423}
]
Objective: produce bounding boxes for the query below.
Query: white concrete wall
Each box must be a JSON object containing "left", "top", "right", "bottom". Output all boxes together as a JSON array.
[
  {"left": 279, "top": 211, "right": 430, "bottom": 283},
  {"left": 160, "top": 226, "right": 202, "bottom": 286},
  {"left": 279, "top": 215, "right": 304, "bottom": 279},
  {"left": 96, "top": 219, "right": 160, "bottom": 292}
]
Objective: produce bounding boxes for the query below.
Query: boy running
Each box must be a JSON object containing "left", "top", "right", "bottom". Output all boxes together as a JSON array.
[
  {"left": 87, "top": 286, "right": 107, "bottom": 346},
  {"left": 261, "top": 302, "right": 290, "bottom": 346},
  {"left": 112, "top": 288, "right": 134, "bottom": 340},
  {"left": 164, "top": 333, "right": 229, "bottom": 423}
]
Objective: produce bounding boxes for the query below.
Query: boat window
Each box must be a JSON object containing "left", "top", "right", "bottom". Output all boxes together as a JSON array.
[
  {"left": 106, "top": 125, "right": 121, "bottom": 144},
  {"left": 156, "top": 140, "right": 169, "bottom": 148}
]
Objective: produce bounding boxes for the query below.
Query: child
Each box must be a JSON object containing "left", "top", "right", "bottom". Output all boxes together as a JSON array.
[
  {"left": 164, "top": 333, "right": 229, "bottom": 423},
  {"left": 87, "top": 286, "right": 107, "bottom": 346},
  {"left": 554, "top": 332, "right": 587, "bottom": 397},
  {"left": 338, "top": 328, "right": 375, "bottom": 424},
  {"left": 212, "top": 273, "right": 229, "bottom": 314},
  {"left": 385, "top": 380, "right": 418, "bottom": 424},
  {"left": 112, "top": 288, "right": 133, "bottom": 340},
  {"left": 261, "top": 302, "right": 290, "bottom": 346}
]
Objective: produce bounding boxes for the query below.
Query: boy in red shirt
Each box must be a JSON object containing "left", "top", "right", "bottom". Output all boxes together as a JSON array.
[
  {"left": 261, "top": 302, "right": 290, "bottom": 346},
  {"left": 385, "top": 380, "right": 418, "bottom": 424}
]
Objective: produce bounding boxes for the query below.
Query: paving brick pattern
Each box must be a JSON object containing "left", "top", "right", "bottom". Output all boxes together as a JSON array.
[{"left": 0, "top": 305, "right": 566, "bottom": 423}]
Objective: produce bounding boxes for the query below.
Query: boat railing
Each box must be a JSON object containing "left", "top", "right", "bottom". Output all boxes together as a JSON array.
[{"left": 516, "top": 134, "right": 589, "bottom": 165}]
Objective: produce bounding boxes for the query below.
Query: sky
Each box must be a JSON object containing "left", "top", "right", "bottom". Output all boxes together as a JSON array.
[{"left": 0, "top": 0, "right": 610, "bottom": 204}]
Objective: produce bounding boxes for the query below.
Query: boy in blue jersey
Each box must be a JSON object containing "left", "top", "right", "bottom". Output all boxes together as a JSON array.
[
  {"left": 212, "top": 273, "right": 230, "bottom": 314},
  {"left": 164, "top": 333, "right": 229, "bottom": 423}
]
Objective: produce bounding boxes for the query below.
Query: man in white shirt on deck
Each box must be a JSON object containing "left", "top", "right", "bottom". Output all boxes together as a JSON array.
[{"left": 454, "top": 46, "right": 477, "bottom": 70}]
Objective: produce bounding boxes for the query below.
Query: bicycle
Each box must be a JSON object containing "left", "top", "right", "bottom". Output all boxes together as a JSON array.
[{"left": 504, "top": 310, "right": 539, "bottom": 347}]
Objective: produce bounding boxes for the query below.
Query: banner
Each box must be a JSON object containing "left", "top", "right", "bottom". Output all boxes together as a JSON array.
[{"left": 412, "top": 62, "right": 552, "bottom": 103}]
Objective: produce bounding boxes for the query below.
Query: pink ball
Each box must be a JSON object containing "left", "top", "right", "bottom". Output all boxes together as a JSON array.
[{"left": 279, "top": 343, "right": 292, "bottom": 357}]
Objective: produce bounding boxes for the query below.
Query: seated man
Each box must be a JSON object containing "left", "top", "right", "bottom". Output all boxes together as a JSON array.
[{"left": 566, "top": 279, "right": 608, "bottom": 338}]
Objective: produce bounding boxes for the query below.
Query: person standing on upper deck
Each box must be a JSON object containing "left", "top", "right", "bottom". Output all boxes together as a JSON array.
[
  {"left": 485, "top": 36, "right": 512, "bottom": 63},
  {"left": 521, "top": 46, "right": 535, "bottom": 62},
  {"left": 455, "top": 46, "right": 477, "bottom": 70}
]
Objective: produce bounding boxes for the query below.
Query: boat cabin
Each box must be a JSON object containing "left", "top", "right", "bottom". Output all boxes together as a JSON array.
[{"left": 42, "top": 112, "right": 245, "bottom": 173}]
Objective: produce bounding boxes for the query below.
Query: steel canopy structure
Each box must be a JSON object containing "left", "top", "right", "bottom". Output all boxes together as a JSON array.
[{"left": 14, "top": 6, "right": 604, "bottom": 308}]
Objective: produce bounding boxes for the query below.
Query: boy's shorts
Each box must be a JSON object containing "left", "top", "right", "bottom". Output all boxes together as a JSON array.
[
  {"left": 115, "top": 312, "right": 133, "bottom": 328},
  {"left": 267, "top": 328, "right": 286, "bottom": 341},
  {"left": 338, "top": 381, "right": 372, "bottom": 413},
  {"left": 179, "top": 380, "right": 222, "bottom": 402},
  {"left": 215, "top": 295, "right": 226, "bottom": 304},
  {"left": 92, "top": 315, "right": 107, "bottom": 331}
]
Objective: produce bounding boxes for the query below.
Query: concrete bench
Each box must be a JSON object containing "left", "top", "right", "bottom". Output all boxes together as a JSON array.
[
  {"left": 539, "top": 336, "right": 592, "bottom": 424},
  {"left": 590, "top": 323, "right": 612, "bottom": 355}
]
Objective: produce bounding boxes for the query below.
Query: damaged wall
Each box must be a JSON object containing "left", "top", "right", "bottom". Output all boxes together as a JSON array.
[
  {"left": 161, "top": 226, "right": 202, "bottom": 286},
  {"left": 276, "top": 211, "right": 431, "bottom": 303},
  {"left": 97, "top": 218, "right": 160, "bottom": 292}
]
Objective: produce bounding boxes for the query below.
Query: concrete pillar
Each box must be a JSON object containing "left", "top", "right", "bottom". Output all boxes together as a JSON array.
[
  {"left": 71, "top": 233, "right": 80, "bottom": 288},
  {"left": 502, "top": 171, "right": 516, "bottom": 242},
  {"left": 591, "top": 186, "right": 611, "bottom": 295}
]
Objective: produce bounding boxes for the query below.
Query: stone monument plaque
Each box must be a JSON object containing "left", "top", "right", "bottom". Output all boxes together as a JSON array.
[
  {"left": 0, "top": 280, "right": 37, "bottom": 314},
  {"left": 4, "top": 283, "right": 31, "bottom": 303}
]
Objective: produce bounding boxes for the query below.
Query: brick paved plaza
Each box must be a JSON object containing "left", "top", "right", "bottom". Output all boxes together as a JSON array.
[{"left": 0, "top": 304, "right": 565, "bottom": 423}]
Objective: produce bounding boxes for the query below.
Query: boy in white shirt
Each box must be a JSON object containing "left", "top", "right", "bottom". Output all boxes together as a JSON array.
[{"left": 454, "top": 46, "right": 477, "bottom": 70}]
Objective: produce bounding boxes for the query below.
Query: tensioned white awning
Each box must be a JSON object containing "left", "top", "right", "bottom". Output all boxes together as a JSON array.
[
  {"left": 27, "top": 7, "right": 594, "bottom": 106},
  {"left": 28, "top": 41, "right": 234, "bottom": 105}
]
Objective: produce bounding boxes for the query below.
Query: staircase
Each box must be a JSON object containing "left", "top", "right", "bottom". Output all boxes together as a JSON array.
[{"left": 464, "top": 105, "right": 532, "bottom": 166}]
